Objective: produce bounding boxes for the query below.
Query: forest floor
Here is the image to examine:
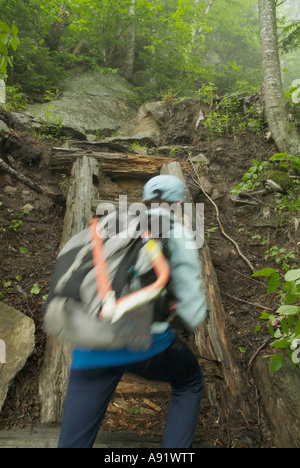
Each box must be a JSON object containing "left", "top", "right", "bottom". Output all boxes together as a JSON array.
[{"left": 0, "top": 105, "right": 299, "bottom": 448}]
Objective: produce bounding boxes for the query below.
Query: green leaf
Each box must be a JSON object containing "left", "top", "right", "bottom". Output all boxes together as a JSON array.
[
  {"left": 270, "top": 354, "right": 284, "bottom": 373},
  {"left": 239, "top": 347, "right": 246, "bottom": 353},
  {"left": 10, "top": 37, "right": 19, "bottom": 52},
  {"left": 281, "top": 318, "right": 290, "bottom": 335},
  {"left": 270, "top": 153, "right": 287, "bottom": 161},
  {"left": 0, "top": 56, "right": 7, "bottom": 74},
  {"left": 267, "top": 273, "right": 280, "bottom": 294},
  {"left": 268, "top": 323, "right": 275, "bottom": 338},
  {"left": 19, "top": 247, "right": 28, "bottom": 254},
  {"left": 0, "top": 21, "right": 11, "bottom": 34},
  {"left": 0, "top": 41, "right": 8, "bottom": 55},
  {"left": 272, "top": 338, "right": 291, "bottom": 349},
  {"left": 285, "top": 269, "right": 300, "bottom": 282},
  {"left": 11, "top": 23, "right": 19, "bottom": 35},
  {"left": 260, "top": 311, "right": 273, "bottom": 320},
  {"left": 252, "top": 268, "right": 277, "bottom": 278},
  {"left": 126, "top": 406, "right": 141, "bottom": 414},
  {"left": 276, "top": 305, "right": 300, "bottom": 316},
  {"left": 30, "top": 283, "right": 40, "bottom": 295},
  {"left": 295, "top": 319, "right": 300, "bottom": 337}
]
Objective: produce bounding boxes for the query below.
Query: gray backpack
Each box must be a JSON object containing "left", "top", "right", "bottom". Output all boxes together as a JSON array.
[{"left": 44, "top": 211, "right": 172, "bottom": 351}]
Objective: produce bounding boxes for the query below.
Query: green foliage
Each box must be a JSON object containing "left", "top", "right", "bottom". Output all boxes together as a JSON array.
[
  {"left": 253, "top": 268, "right": 300, "bottom": 373},
  {"left": 270, "top": 152, "right": 300, "bottom": 173},
  {"left": 198, "top": 82, "right": 217, "bottom": 105},
  {"left": 231, "top": 159, "right": 270, "bottom": 195},
  {"left": 0, "top": 0, "right": 263, "bottom": 99},
  {"left": 4, "top": 84, "right": 27, "bottom": 111},
  {"left": 0, "top": 19, "right": 19, "bottom": 78},
  {"left": 0, "top": 208, "right": 29, "bottom": 233},
  {"left": 12, "top": 39, "right": 68, "bottom": 95},
  {"left": 279, "top": 20, "right": 300, "bottom": 54},
  {"left": 264, "top": 246, "right": 296, "bottom": 272},
  {"left": 30, "top": 283, "right": 41, "bottom": 295}
]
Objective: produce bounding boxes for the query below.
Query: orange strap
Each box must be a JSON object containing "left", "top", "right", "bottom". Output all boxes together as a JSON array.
[
  {"left": 90, "top": 218, "right": 113, "bottom": 299},
  {"left": 89, "top": 218, "right": 170, "bottom": 311}
]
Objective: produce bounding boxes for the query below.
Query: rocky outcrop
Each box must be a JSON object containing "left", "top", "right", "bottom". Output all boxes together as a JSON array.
[
  {"left": 103, "top": 101, "right": 167, "bottom": 147},
  {"left": 25, "top": 71, "right": 138, "bottom": 138},
  {"left": 0, "top": 303, "right": 35, "bottom": 412}
]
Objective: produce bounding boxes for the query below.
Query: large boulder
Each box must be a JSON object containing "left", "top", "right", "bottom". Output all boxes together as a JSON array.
[
  {"left": 24, "top": 71, "right": 138, "bottom": 138},
  {"left": 105, "top": 101, "right": 167, "bottom": 148},
  {"left": 0, "top": 303, "right": 35, "bottom": 413}
]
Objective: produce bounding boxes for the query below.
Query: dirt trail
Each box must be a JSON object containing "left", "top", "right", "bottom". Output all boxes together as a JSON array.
[{"left": 1, "top": 109, "right": 297, "bottom": 447}]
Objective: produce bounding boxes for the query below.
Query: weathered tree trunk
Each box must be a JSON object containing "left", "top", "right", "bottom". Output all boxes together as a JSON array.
[
  {"left": 44, "top": 4, "right": 69, "bottom": 51},
  {"left": 39, "top": 156, "right": 99, "bottom": 424},
  {"left": 161, "top": 161, "right": 253, "bottom": 421},
  {"left": 258, "top": 0, "right": 300, "bottom": 154},
  {"left": 50, "top": 148, "right": 191, "bottom": 178}
]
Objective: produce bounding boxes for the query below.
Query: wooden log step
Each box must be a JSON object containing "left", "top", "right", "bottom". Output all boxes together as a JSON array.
[{"left": 50, "top": 147, "right": 191, "bottom": 178}]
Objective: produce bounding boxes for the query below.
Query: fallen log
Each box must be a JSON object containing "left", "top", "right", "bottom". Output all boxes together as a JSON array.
[
  {"left": 39, "top": 156, "right": 100, "bottom": 424},
  {"left": 50, "top": 147, "right": 191, "bottom": 178},
  {"left": 161, "top": 161, "right": 253, "bottom": 422}
]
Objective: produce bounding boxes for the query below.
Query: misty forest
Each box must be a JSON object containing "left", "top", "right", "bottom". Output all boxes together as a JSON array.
[{"left": 0, "top": 0, "right": 299, "bottom": 449}]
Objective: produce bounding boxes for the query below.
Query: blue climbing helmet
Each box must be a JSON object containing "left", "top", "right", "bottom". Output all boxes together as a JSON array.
[{"left": 143, "top": 175, "right": 185, "bottom": 203}]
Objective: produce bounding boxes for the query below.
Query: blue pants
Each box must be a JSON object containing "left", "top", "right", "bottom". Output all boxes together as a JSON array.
[{"left": 58, "top": 337, "right": 204, "bottom": 448}]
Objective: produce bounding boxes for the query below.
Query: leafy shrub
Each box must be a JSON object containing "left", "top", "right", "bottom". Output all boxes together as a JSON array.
[
  {"left": 8, "top": 38, "right": 68, "bottom": 96},
  {"left": 253, "top": 268, "right": 300, "bottom": 373}
]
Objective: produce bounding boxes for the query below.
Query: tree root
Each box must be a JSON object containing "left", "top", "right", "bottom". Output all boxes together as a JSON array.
[{"left": 189, "top": 158, "right": 256, "bottom": 273}]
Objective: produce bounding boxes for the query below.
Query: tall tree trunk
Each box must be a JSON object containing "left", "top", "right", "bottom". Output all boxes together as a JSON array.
[
  {"left": 0, "top": 80, "right": 6, "bottom": 104},
  {"left": 192, "top": 0, "right": 215, "bottom": 37},
  {"left": 258, "top": 0, "right": 300, "bottom": 154},
  {"left": 121, "top": 0, "right": 136, "bottom": 80}
]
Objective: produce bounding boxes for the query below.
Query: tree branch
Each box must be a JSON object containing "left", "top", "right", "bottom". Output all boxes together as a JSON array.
[{"left": 0, "top": 157, "right": 65, "bottom": 207}]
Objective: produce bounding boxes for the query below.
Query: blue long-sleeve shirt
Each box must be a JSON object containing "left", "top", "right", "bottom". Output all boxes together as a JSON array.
[{"left": 71, "top": 209, "right": 207, "bottom": 369}]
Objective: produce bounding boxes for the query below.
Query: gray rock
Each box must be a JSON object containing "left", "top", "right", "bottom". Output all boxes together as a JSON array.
[
  {"left": 115, "top": 101, "right": 167, "bottom": 147},
  {"left": 104, "top": 130, "right": 160, "bottom": 148},
  {"left": 4, "top": 186, "right": 18, "bottom": 196},
  {"left": 0, "top": 303, "right": 35, "bottom": 412},
  {"left": 25, "top": 71, "right": 138, "bottom": 136},
  {"left": 0, "top": 119, "right": 11, "bottom": 139}
]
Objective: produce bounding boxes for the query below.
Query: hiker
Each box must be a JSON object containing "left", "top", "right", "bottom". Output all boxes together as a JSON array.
[{"left": 56, "top": 175, "right": 207, "bottom": 448}]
